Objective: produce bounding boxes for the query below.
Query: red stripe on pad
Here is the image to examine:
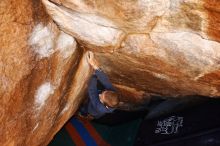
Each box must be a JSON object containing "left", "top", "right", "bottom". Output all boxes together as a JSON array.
[
  {"left": 65, "top": 122, "right": 86, "bottom": 146},
  {"left": 79, "top": 117, "right": 110, "bottom": 146}
]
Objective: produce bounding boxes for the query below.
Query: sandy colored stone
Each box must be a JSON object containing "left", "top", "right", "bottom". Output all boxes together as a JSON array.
[
  {"left": 0, "top": 0, "right": 92, "bottom": 145},
  {"left": 1, "top": 0, "right": 220, "bottom": 146},
  {"left": 43, "top": 0, "right": 220, "bottom": 97}
]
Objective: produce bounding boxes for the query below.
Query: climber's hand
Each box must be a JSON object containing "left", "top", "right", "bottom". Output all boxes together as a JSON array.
[{"left": 87, "top": 51, "right": 99, "bottom": 70}]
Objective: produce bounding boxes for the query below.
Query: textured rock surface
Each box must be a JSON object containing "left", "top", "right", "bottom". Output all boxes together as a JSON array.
[
  {"left": 1, "top": 0, "right": 220, "bottom": 146},
  {"left": 44, "top": 0, "right": 220, "bottom": 97},
  {"left": 0, "top": 0, "right": 92, "bottom": 145}
]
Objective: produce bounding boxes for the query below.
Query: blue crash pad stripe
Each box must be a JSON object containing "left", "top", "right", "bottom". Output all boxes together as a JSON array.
[{"left": 70, "top": 118, "right": 97, "bottom": 146}]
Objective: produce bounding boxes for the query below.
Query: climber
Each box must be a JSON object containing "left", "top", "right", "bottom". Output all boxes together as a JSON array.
[{"left": 78, "top": 51, "right": 120, "bottom": 119}]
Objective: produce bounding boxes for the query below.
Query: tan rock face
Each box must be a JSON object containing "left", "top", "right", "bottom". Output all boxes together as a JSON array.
[
  {"left": 1, "top": 0, "right": 220, "bottom": 146},
  {"left": 43, "top": 0, "right": 220, "bottom": 97},
  {"left": 0, "top": 0, "right": 92, "bottom": 145}
]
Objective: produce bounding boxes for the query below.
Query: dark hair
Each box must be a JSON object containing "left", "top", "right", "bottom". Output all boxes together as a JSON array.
[{"left": 103, "top": 91, "right": 119, "bottom": 108}]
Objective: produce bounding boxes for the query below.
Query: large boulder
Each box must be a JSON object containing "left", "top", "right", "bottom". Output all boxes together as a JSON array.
[
  {"left": 43, "top": 0, "right": 220, "bottom": 97},
  {"left": 0, "top": 0, "right": 92, "bottom": 145},
  {"left": 0, "top": 0, "right": 220, "bottom": 145}
]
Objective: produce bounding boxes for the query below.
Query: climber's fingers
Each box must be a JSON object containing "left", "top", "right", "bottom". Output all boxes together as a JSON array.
[
  {"left": 87, "top": 51, "right": 95, "bottom": 63},
  {"left": 86, "top": 51, "right": 100, "bottom": 70},
  {"left": 87, "top": 51, "right": 91, "bottom": 59},
  {"left": 87, "top": 51, "right": 94, "bottom": 60},
  {"left": 86, "top": 51, "right": 91, "bottom": 63}
]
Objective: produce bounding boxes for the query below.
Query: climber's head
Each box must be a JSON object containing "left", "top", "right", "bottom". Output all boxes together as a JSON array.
[{"left": 99, "top": 91, "right": 119, "bottom": 108}]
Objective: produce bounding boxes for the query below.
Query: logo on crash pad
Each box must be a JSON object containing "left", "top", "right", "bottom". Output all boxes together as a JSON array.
[{"left": 155, "top": 116, "right": 183, "bottom": 135}]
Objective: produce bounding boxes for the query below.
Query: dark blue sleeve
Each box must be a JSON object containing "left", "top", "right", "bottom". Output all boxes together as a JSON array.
[
  {"left": 88, "top": 75, "right": 98, "bottom": 96},
  {"left": 88, "top": 73, "right": 115, "bottom": 118},
  {"left": 88, "top": 75, "right": 103, "bottom": 109},
  {"left": 95, "top": 70, "right": 115, "bottom": 91}
]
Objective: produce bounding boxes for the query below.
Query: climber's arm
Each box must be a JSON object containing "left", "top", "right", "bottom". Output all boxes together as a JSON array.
[
  {"left": 87, "top": 51, "right": 115, "bottom": 91},
  {"left": 95, "top": 69, "right": 115, "bottom": 90},
  {"left": 88, "top": 75, "right": 103, "bottom": 108}
]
